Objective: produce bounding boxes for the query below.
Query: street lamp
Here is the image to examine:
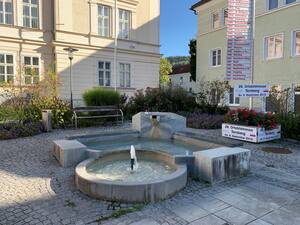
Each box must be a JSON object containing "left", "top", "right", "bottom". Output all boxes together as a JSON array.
[{"left": 63, "top": 47, "right": 78, "bottom": 109}]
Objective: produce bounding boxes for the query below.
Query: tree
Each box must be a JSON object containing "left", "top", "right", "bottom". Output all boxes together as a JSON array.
[
  {"left": 189, "top": 39, "right": 197, "bottom": 82},
  {"left": 159, "top": 58, "right": 172, "bottom": 85}
]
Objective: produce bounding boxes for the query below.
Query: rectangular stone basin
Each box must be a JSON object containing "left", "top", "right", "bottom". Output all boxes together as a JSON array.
[{"left": 193, "top": 147, "right": 251, "bottom": 184}]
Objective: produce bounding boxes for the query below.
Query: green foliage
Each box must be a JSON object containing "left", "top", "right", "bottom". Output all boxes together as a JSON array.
[
  {"left": 276, "top": 113, "right": 300, "bottom": 141},
  {"left": 159, "top": 58, "right": 172, "bottom": 85},
  {"left": 165, "top": 56, "right": 190, "bottom": 65},
  {"left": 124, "top": 87, "right": 198, "bottom": 117},
  {"left": 95, "top": 204, "right": 145, "bottom": 223},
  {"left": 0, "top": 122, "right": 43, "bottom": 140},
  {"left": 189, "top": 39, "right": 197, "bottom": 82},
  {"left": 83, "top": 88, "right": 121, "bottom": 106},
  {"left": 25, "top": 97, "right": 73, "bottom": 128}
]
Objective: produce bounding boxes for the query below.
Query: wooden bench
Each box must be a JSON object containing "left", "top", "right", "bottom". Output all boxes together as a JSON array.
[{"left": 72, "top": 106, "right": 123, "bottom": 128}]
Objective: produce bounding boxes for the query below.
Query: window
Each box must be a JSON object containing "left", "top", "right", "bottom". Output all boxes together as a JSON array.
[
  {"left": 0, "top": 0, "right": 13, "bottom": 25},
  {"left": 293, "top": 31, "right": 300, "bottom": 56},
  {"left": 98, "top": 61, "right": 111, "bottom": 87},
  {"left": 98, "top": 5, "right": 110, "bottom": 37},
  {"left": 23, "top": 56, "right": 39, "bottom": 84},
  {"left": 212, "top": 12, "right": 220, "bottom": 29},
  {"left": 223, "top": 8, "right": 228, "bottom": 26},
  {"left": 265, "top": 34, "right": 283, "bottom": 60},
  {"left": 229, "top": 88, "right": 240, "bottom": 105},
  {"left": 286, "top": 0, "right": 296, "bottom": 4},
  {"left": 119, "top": 63, "right": 130, "bottom": 87},
  {"left": 0, "top": 53, "right": 14, "bottom": 83},
  {"left": 268, "top": 0, "right": 278, "bottom": 10},
  {"left": 23, "top": 0, "right": 39, "bottom": 28},
  {"left": 119, "top": 9, "right": 130, "bottom": 40},
  {"left": 211, "top": 49, "right": 222, "bottom": 67}
]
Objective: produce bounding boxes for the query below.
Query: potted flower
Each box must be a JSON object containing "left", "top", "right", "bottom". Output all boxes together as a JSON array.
[{"left": 222, "top": 108, "right": 281, "bottom": 143}]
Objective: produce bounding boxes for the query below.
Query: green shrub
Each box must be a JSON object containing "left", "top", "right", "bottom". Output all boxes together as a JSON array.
[
  {"left": 83, "top": 88, "right": 121, "bottom": 106},
  {"left": 124, "top": 87, "right": 197, "bottom": 117},
  {"left": 0, "top": 121, "right": 43, "bottom": 140},
  {"left": 276, "top": 113, "right": 300, "bottom": 141}
]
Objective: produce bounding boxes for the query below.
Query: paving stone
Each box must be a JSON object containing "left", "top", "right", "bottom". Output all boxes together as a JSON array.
[
  {"left": 261, "top": 207, "right": 300, "bottom": 225},
  {"left": 169, "top": 203, "right": 210, "bottom": 222},
  {"left": 214, "top": 206, "right": 256, "bottom": 225},
  {"left": 189, "top": 214, "right": 227, "bottom": 225},
  {"left": 247, "top": 219, "right": 272, "bottom": 225},
  {"left": 130, "top": 218, "right": 160, "bottom": 225},
  {"left": 193, "top": 196, "right": 230, "bottom": 213}
]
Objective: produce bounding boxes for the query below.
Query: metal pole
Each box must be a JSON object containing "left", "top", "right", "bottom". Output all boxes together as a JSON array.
[
  {"left": 249, "top": 0, "right": 255, "bottom": 109},
  {"left": 70, "top": 58, "right": 73, "bottom": 109},
  {"left": 114, "top": 0, "right": 118, "bottom": 91}
]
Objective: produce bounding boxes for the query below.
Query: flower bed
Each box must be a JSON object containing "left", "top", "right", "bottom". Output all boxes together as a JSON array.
[{"left": 222, "top": 109, "right": 281, "bottom": 143}]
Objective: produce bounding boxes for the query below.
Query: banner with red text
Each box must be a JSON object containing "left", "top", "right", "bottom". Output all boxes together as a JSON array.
[{"left": 226, "top": 0, "right": 253, "bottom": 80}]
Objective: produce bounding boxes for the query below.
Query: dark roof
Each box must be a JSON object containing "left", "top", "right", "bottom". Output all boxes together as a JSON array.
[
  {"left": 170, "top": 64, "right": 191, "bottom": 75},
  {"left": 190, "top": 0, "right": 212, "bottom": 10}
]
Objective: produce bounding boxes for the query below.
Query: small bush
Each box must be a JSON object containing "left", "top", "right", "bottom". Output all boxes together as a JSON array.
[
  {"left": 124, "top": 87, "right": 198, "bottom": 117},
  {"left": 224, "top": 108, "right": 278, "bottom": 130},
  {"left": 83, "top": 88, "right": 121, "bottom": 106},
  {"left": 187, "top": 113, "right": 224, "bottom": 129},
  {"left": 276, "top": 113, "right": 300, "bottom": 141},
  {"left": 0, "top": 121, "right": 43, "bottom": 140}
]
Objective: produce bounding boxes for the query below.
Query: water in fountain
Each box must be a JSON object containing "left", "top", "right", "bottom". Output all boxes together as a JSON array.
[
  {"left": 150, "top": 115, "right": 160, "bottom": 139},
  {"left": 130, "top": 145, "right": 138, "bottom": 171}
]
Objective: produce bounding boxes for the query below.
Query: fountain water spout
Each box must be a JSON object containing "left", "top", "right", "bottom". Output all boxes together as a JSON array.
[{"left": 130, "top": 145, "right": 138, "bottom": 171}]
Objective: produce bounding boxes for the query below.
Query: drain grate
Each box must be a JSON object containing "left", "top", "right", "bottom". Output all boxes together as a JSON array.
[{"left": 261, "top": 147, "right": 292, "bottom": 154}]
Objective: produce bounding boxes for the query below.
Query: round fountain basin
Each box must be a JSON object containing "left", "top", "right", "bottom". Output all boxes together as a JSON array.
[{"left": 75, "top": 150, "right": 187, "bottom": 203}]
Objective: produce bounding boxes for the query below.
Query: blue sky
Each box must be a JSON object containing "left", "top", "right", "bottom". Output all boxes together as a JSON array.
[{"left": 160, "top": 0, "right": 198, "bottom": 57}]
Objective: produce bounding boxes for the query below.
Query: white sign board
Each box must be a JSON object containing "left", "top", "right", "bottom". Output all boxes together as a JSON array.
[
  {"left": 234, "top": 84, "right": 270, "bottom": 97},
  {"left": 222, "top": 124, "right": 257, "bottom": 143},
  {"left": 226, "top": 0, "right": 253, "bottom": 81},
  {"left": 222, "top": 123, "right": 281, "bottom": 143}
]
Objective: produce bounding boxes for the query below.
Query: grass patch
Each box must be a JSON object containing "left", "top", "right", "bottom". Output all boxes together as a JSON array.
[
  {"left": 95, "top": 204, "right": 145, "bottom": 223},
  {"left": 64, "top": 199, "right": 76, "bottom": 208}
]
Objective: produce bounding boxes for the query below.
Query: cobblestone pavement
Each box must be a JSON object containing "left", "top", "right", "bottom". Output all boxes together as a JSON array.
[{"left": 1, "top": 126, "right": 300, "bottom": 225}]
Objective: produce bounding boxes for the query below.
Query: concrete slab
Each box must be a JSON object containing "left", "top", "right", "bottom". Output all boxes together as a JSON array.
[
  {"left": 247, "top": 219, "right": 272, "bottom": 225},
  {"left": 170, "top": 203, "right": 210, "bottom": 222},
  {"left": 214, "top": 190, "right": 278, "bottom": 217},
  {"left": 193, "top": 196, "right": 230, "bottom": 213},
  {"left": 130, "top": 218, "right": 160, "bottom": 225},
  {"left": 261, "top": 208, "right": 300, "bottom": 225},
  {"left": 189, "top": 214, "right": 227, "bottom": 225},
  {"left": 193, "top": 147, "right": 251, "bottom": 184},
  {"left": 215, "top": 206, "right": 256, "bottom": 225}
]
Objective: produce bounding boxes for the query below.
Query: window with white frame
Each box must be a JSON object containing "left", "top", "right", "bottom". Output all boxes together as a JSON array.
[
  {"left": 211, "top": 49, "right": 222, "bottom": 67},
  {"left": 293, "top": 30, "right": 300, "bottom": 56},
  {"left": 0, "top": 53, "right": 14, "bottom": 83},
  {"left": 286, "top": 0, "right": 296, "bottom": 5},
  {"left": 268, "top": 0, "right": 278, "bottom": 10},
  {"left": 265, "top": 34, "right": 283, "bottom": 60},
  {"left": 0, "top": 0, "right": 13, "bottom": 25},
  {"left": 229, "top": 88, "right": 240, "bottom": 105},
  {"left": 223, "top": 8, "right": 228, "bottom": 26},
  {"left": 119, "top": 63, "right": 130, "bottom": 87},
  {"left": 23, "top": 0, "right": 39, "bottom": 28},
  {"left": 119, "top": 9, "right": 130, "bottom": 40},
  {"left": 98, "top": 5, "right": 110, "bottom": 37},
  {"left": 212, "top": 12, "right": 220, "bottom": 29},
  {"left": 98, "top": 61, "right": 111, "bottom": 87},
  {"left": 23, "top": 56, "right": 39, "bottom": 84}
]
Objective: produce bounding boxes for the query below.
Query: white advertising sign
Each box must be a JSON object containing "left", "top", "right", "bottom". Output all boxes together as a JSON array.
[
  {"left": 234, "top": 84, "right": 270, "bottom": 97},
  {"left": 222, "top": 123, "right": 257, "bottom": 143},
  {"left": 222, "top": 123, "right": 281, "bottom": 143},
  {"left": 226, "top": 0, "right": 253, "bottom": 81}
]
